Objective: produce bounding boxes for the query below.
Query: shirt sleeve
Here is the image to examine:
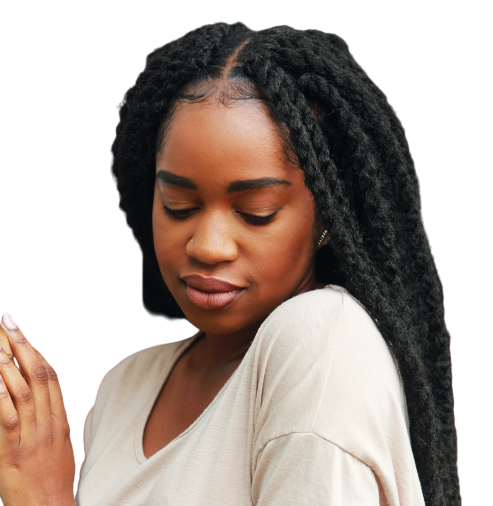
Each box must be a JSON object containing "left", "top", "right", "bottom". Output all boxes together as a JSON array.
[{"left": 252, "top": 432, "right": 380, "bottom": 506}]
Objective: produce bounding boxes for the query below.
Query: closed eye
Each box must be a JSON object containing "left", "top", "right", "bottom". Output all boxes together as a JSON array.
[{"left": 162, "top": 205, "right": 279, "bottom": 226}]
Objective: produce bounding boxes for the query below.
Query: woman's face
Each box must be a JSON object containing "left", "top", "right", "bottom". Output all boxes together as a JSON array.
[{"left": 152, "top": 97, "right": 324, "bottom": 336}]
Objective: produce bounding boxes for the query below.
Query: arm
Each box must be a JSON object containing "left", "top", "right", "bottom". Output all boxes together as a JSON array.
[{"left": 252, "top": 432, "right": 380, "bottom": 506}]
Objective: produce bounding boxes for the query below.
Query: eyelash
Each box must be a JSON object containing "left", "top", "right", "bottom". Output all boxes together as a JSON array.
[{"left": 162, "top": 205, "right": 279, "bottom": 226}]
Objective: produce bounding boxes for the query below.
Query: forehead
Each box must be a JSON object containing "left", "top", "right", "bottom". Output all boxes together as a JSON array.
[
  {"left": 156, "top": 99, "right": 299, "bottom": 184},
  {"left": 161, "top": 98, "right": 281, "bottom": 145}
]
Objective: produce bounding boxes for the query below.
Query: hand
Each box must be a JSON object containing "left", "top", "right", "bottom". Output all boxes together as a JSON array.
[{"left": 0, "top": 313, "right": 76, "bottom": 506}]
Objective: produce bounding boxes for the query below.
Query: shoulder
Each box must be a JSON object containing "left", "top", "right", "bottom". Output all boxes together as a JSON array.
[
  {"left": 253, "top": 284, "right": 386, "bottom": 381},
  {"left": 95, "top": 343, "right": 170, "bottom": 397},
  {"left": 89, "top": 338, "right": 189, "bottom": 428},
  {"left": 256, "top": 284, "right": 400, "bottom": 384},
  {"left": 252, "top": 284, "right": 409, "bottom": 454}
]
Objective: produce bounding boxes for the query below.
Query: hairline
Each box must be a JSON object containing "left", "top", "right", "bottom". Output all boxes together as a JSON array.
[{"left": 155, "top": 76, "right": 299, "bottom": 166}]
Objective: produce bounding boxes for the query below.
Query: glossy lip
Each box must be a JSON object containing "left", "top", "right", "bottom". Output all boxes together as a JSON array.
[{"left": 180, "top": 274, "right": 244, "bottom": 292}]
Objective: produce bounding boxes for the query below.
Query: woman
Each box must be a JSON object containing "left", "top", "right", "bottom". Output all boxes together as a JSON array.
[{"left": 0, "top": 22, "right": 460, "bottom": 506}]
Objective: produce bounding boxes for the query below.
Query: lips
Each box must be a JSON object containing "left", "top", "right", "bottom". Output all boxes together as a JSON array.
[
  {"left": 181, "top": 274, "right": 243, "bottom": 292},
  {"left": 184, "top": 284, "right": 243, "bottom": 310}
]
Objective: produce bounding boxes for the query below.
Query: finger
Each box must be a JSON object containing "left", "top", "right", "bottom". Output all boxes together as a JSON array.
[
  {"left": 32, "top": 347, "right": 68, "bottom": 421},
  {"left": 1, "top": 314, "right": 52, "bottom": 426},
  {"left": 0, "top": 325, "right": 26, "bottom": 379},
  {"left": 0, "top": 326, "right": 13, "bottom": 361},
  {"left": 0, "top": 350, "right": 36, "bottom": 438},
  {"left": 0, "top": 372, "right": 21, "bottom": 450}
]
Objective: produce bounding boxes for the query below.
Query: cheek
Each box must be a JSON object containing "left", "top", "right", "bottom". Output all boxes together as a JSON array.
[
  {"left": 152, "top": 227, "right": 187, "bottom": 293},
  {"left": 283, "top": 223, "right": 313, "bottom": 262},
  {"left": 152, "top": 191, "right": 181, "bottom": 274},
  {"left": 153, "top": 226, "right": 172, "bottom": 266},
  {"left": 282, "top": 197, "right": 317, "bottom": 251},
  {"left": 250, "top": 208, "right": 315, "bottom": 280}
]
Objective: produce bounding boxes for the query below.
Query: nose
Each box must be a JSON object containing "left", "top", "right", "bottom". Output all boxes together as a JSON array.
[{"left": 186, "top": 209, "right": 238, "bottom": 265}]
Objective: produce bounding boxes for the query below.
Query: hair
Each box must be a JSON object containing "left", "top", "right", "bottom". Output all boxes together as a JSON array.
[{"left": 111, "top": 22, "right": 460, "bottom": 506}]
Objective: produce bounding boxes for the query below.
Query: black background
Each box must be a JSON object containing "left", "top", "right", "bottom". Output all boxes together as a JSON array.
[{"left": 0, "top": 18, "right": 462, "bottom": 494}]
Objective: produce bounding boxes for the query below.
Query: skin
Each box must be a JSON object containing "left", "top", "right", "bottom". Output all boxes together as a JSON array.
[
  {"left": 0, "top": 316, "right": 76, "bottom": 506},
  {"left": 144, "top": 94, "right": 326, "bottom": 458}
]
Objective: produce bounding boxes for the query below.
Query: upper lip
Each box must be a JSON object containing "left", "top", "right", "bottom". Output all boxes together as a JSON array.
[{"left": 181, "top": 274, "right": 244, "bottom": 292}]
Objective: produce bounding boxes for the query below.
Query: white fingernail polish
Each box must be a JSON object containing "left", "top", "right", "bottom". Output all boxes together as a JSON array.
[{"left": 2, "top": 313, "right": 18, "bottom": 331}]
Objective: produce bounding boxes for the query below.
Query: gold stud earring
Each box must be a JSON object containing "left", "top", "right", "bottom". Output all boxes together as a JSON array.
[{"left": 316, "top": 229, "right": 330, "bottom": 250}]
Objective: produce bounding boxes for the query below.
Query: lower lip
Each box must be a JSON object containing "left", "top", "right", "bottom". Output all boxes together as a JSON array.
[{"left": 184, "top": 283, "right": 244, "bottom": 310}]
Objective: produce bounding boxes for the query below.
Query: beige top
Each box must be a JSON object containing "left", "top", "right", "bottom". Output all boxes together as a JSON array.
[{"left": 75, "top": 284, "right": 425, "bottom": 505}]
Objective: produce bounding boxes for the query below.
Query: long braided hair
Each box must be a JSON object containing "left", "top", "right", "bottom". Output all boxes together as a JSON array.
[{"left": 111, "top": 22, "right": 460, "bottom": 506}]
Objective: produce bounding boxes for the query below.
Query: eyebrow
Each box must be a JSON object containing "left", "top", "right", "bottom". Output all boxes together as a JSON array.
[{"left": 156, "top": 170, "right": 292, "bottom": 193}]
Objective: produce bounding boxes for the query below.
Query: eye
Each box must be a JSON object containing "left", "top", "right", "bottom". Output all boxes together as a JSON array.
[{"left": 162, "top": 205, "right": 279, "bottom": 226}]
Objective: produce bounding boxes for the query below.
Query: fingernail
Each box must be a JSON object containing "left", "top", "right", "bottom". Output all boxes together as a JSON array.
[{"left": 2, "top": 313, "right": 18, "bottom": 331}]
